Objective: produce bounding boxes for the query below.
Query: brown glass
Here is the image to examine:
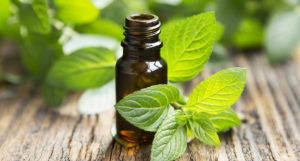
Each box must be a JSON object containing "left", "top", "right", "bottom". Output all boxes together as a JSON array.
[{"left": 115, "top": 13, "right": 167, "bottom": 147}]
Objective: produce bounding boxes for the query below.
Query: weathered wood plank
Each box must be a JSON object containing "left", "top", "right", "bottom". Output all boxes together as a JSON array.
[{"left": 0, "top": 54, "right": 300, "bottom": 161}]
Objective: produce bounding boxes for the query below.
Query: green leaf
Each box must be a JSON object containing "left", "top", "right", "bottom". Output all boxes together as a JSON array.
[
  {"left": 265, "top": 11, "right": 300, "bottom": 63},
  {"left": 216, "top": 0, "right": 245, "bottom": 40},
  {"left": 151, "top": 110, "right": 187, "bottom": 161},
  {"left": 55, "top": 0, "right": 99, "bottom": 24},
  {"left": 115, "top": 84, "right": 180, "bottom": 132},
  {"left": 0, "top": 0, "right": 10, "bottom": 30},
  {"left": 208, "top": 108, "right": 241, "bottom": 132},
  {"left": 41, "top": 83, "right": 67, "bottom": 107},
  {"left": 186, "top": 68, "right": 246, "bottom": 114},
  {"left": 19, "top": 0, "right": 50, "bottom": 34},
  {"left": 187, "top": 112, "right": 220, "bottom": 146},
  {"left": 233, "top": 18, "right": 263, "bottom": 50},
  {"left": 20, "top": 32, "right": 63, "bottom": 82},
  {"left": 47, "top": 47, "right": 115, "bottom": 90},
  {"left": 176, "top": 115, "right": 191, "bottom": 126},
  {"left": 75, "top": 19, "right": 123, "bottom": 41},
  {"left": 100, "top": 0, "right": 129, "bottom": 25},
  {"left": 160, "top": 12, "right": 216, "bottom": 82},
  {"left": 215, "top": 21, "right": 224, "bottom": 42}
]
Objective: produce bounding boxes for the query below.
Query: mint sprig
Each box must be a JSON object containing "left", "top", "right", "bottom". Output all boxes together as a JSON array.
[{"left": 115, "top": 68, "right": 247, "bottom": 161}]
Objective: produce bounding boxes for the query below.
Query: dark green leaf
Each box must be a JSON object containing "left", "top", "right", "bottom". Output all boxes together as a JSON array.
[
  {"left": 47, "top": 47, "right": 115, "bottom": 90},
  {"left": 216, "top": 0, "right": 245, "bottom": 40},
  {"left": 115, "top": 84, "right": 180, "bottom": 132},
  {"left": 20, "top": 32, "right": 63, "bottom": 82},
  {"left": 233, "top": 18, "right": 263, "bottom": 50},
  {"left": 41, "top": 83, "right": 67, "bottom": 107},
  {"left": 19, "top": 0, "right": 50, "bottom": 34},
  {"left": 151, "top": 110, "right": 187, "bottom": 161}
]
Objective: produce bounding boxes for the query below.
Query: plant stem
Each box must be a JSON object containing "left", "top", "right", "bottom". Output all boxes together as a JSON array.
[{"left": 171, "top": 103, "right": 182, "bottom": 109}]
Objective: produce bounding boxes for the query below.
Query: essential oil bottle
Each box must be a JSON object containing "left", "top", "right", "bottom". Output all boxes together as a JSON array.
[{"left": 115, "top": 13, "right": 167, "bottom": 147}]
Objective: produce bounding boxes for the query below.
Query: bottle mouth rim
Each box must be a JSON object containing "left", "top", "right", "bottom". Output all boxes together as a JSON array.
[
  {"left": 126, "top": 13, "right": 159, "bottom": 23},
  {"left": 125, "top": 13, "right": 160, "bottom": 32}
]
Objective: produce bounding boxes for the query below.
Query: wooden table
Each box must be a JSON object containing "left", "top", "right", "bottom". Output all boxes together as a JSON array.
[{"left": 0, "top": 54, "right": 300, "bottom": 161}]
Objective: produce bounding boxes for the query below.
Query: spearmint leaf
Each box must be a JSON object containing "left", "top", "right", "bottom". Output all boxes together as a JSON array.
[
  {"left": 19, "top": 0, "right": 50, "bottom": 34},
  {"left": 216, "top": 0, "right": 244, "bottom": 39},
  {"left": 208, "top": 108, "right": 241, "bottom": 132},
  {"left": 175, "top": 115, "right": 191, "bottom": 126},
  {"left": 47, "top": 47, "right": 115, "bottom": 90},
  {"left": 115, "top": 84, "right": 180, "bottom": 132},
  {"left": 265, "top": 11, "right": 300, "bottom": 63},
  {"left": 233, "top": 18, "right": 263, "bottom": 50},
  {"left": 151, "top": 110, "right": 187, "bottom": 161},
  {"left": 160, "top": 12, "right": 216, "bottom": 82},
  {"left": 20, "top": 32, "right": 63, "bottom": 82},
  {"left": 55, "top": 0, "right": 99, "bottom": 24},
  {"left": 75, "top": 19, "right": 124, "bottom": 41},
  {"left": 186, "top": 68, "right": 246, "bottom": 114},
  {"left": 41, "top": 83, "right": 67, "bottom": 107},
  {"left": 0, "top": 0, "right": 10, "bottom": 30},
  {"left": 187, "top": 112, "right": 220, "bottom": 146}
]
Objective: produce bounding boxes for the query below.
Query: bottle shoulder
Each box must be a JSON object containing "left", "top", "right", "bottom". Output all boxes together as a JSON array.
[{"left": 116, "top": 57, "right": 167, "bottom": 74}]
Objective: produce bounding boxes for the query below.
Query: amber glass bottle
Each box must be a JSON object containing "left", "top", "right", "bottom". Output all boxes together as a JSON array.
[{"left": 115, "top": 13, "right": 167, "bottom": 147}]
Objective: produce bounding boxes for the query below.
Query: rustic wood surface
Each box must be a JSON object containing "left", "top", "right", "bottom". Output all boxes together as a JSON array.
[{"left": 0, "top": 54, "right": 300, "bottom": 161}]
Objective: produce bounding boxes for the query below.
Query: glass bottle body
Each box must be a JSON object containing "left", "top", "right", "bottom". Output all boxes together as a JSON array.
[
  {"left": 115, "top": 13, "right": 167, "bottom": 147},
  {"left": 115, "top": 51, "right": 167, "bottom": 146}
]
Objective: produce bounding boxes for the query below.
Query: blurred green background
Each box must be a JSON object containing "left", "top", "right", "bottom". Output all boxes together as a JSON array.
[{"left": 0, "top": 0, "right": 300, "bottom": 110}]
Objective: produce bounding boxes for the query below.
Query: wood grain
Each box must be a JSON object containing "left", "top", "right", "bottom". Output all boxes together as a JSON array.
[{"left": 0, "top": 54, "right": 300, "bottom": 161}]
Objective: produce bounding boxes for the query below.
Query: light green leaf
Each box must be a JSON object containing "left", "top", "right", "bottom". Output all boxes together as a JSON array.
[
  {"left": 265, "top": 11, "right": 300, "bottom": 63},
  {"left": 19, "top": 0, "right": 50, "bottom": 34},
  {"left": 208, "top": 108, "right": 241, "bottom": 132},
  {"left": 151, "top": 110, "right": 187, "bottom": 161},
  {"left": 188, "top": 112, "right": 220, "bottom": 146},
  {"left": 41, "top": 83, "right": 67, "bottom": 107},
  {"left": 115, "top": 84, "right": 180, "bottom": 132},
  {"left": 0, "top": 0, "right": 10, "bottom": 30},
  {"left": 160, "top": 12, "right": 216, "bottom": 82},
  {"left": 47, "top": 47, "right": 115, "bottom": 90},
  {"left": 75, "top": 19, "right": 123, "bottom": 41},
  {"left": 186, "top": 68, "right": 246, "bottom": 114},
  {"left": 55, "top": 0, "right": 99, "bottom": 24}
]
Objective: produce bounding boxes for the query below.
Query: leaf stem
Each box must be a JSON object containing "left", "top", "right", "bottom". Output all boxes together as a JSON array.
[
  {"left": 177, "top": 95, "right": 187, "bottom": 105},
  {"left": 171, "top": 103, "right": 182, "bottom": 109}
]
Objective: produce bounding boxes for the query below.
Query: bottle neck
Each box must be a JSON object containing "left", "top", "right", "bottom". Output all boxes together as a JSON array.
[{"left": 121, "top": 13, "right": 162, "bottom": 60}]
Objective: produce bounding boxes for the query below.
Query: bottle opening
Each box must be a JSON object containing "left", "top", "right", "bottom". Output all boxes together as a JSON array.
[
  {"left": 125, "top": 13, "right": 159, "bottom": 30},
  {"left": 130, "top": 14, "right": 156, "bottom": 21}
]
